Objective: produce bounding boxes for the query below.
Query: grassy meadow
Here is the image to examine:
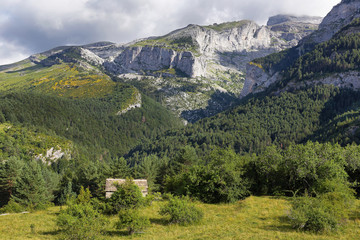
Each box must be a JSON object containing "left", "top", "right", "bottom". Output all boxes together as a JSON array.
[{"left": 1, "top": 196, "right": 359, "bottom": 240}]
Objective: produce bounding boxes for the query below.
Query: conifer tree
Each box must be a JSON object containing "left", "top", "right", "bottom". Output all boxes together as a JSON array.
[
  {"left": 0, "top": 156, "right": 24, "bottom": 206},
  {"left": 12, "top": 161, "right": 51, "bottom": 209}
]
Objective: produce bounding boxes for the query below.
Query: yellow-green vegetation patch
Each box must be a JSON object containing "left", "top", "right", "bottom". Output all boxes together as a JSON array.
[
  {"left": 0, "top": 123, "right": 73, "bottom": 160},
  {"left": 249, "top": 61, "right": 264, "bottom": 70},
  {"left": 155, "top": 68, "right": 176, "bottom": 75},
  {"left": 0, "top": 63, "right": 116, "bottom": 99},
  {"left": 1, "top": 197, "right": 359, "bottom": 240}
]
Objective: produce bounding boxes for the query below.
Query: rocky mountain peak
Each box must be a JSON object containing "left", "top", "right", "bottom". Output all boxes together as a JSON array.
[
  {"left": 241, "top": 0, "right": 360, "bottom": 98},
  {"left": 267, "top": 14, "right": 323, "bottom": 26},
  {"left": 303, "top": 0, "right": 360, "bottom": 44}
]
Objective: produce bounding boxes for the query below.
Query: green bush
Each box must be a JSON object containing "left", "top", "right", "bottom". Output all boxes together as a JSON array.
[
  {"left": 165, "top": 148, "right": 250, "bottom": 203},
  {"left": 76, "top": 186, "right": 92, "bottom": 204},
  {"left": 289, "top": 184, "right": 355, "bottom": 233},
  {"left": 106, "top": 179, "right": 144, "bottom": 214},
  {"left": 289, "top": 196, "right": 338, "bottom": 232},
  {"left": 56, "top": 203, "right": 108, "bottom": 240},
  {"left": 0, "top": 199, "right": 25, "bottom": 213},
  {"left": 116, "top": 208, "right": 150, "bottom": 235},
  {"left": 159, "top": 197, "right": 203, "bottom": 225}
]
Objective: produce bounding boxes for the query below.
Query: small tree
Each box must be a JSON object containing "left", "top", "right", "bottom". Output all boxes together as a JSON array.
[
  {"left": 159, "top": 196, "right": 203, "bottom": 225},
  {"left": 58, "top": 182, "right": 77, "bottom": 206},
  {"left": 289, "top": 180, "right": 355, "bottom": 232},
  {"left": 76, "top": 186, "right": 92, "bottom": 204},
  {"left": 107, "top": 179, "right": 144, "bottom": 214},
  {"left": 57, "top": 203, "right": 108, "bottom": 240},
  {"left": 116, "top": 208, "right": 150, "bottom": 235}
]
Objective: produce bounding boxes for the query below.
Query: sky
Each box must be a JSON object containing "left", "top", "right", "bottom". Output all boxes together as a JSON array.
[{"left": 0, "top": 0, "right": 341, "bottom": 65}]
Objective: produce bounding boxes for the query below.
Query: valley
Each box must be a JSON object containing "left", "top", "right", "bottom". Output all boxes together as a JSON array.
[{"left": 1, "top": 0, "right": 360, "bottom": 239}]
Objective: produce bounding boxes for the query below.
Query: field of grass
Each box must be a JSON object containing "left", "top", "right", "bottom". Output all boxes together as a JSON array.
[{"left": 1, "top": 196, "right": 359, "bottom": 240}]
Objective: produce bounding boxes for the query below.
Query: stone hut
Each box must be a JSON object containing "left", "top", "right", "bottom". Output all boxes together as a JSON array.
[{"left": 105, "top": 178, "right": 148, "bottom": 198}]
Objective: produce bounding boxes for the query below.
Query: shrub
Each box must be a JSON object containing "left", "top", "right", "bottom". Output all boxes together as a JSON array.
[
  {"left": 116, "top": 208, "right": 150, "bottom": 235},
  {"left": 76, "top": 186, "right": 92, "bottom": 204},
  {"left": 165, "top": 148, "right": 250, "bottom": 203},
  {"left": 56, "top": 203, "right": 108, "bottom": 240},
  {"left": 0, "top": 199, "right": 25, "bottom": 213},
  {"left": 289, "top": 196, "right": 338, "bottom": 232},
  {"left": 159, "top": 196, "right": 203, "bottom": 225},
  {"left": 106, "top": 179, "right": 144, "bottom": 214},
  {"left": 289, "top": 184, "right": 355, "bottom": 233}
]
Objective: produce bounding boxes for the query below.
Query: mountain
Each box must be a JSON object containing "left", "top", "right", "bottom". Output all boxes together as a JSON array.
[
  {"left": 126, "top": 1, "right": 360, "bottom": 161},
  {"left": 100, "top": 15, "right": 321, "bottom": 122},
  {"left": 0, "top": 47, "right": 183, "bottom": 159},
  {"left": 23, "top": 16, "right": 319, "bottom": 122},
  {"left": 241, "top": 0, "right": 360, "bottom": 97},
  {"left": 0, "top": 13, "right": 324, "bottom": 159},
  {"left": 105, "top": 17, "right": 321, "bottom": 78}
]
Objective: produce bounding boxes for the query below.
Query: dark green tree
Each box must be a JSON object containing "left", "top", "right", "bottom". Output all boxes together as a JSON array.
[
  {"left": 110, "top": 157, "right": 131, "bottom": 178},
  {"left": 12, "top": 160, "right": 52, "bottom": 209},
  {"left": 0, "top": 156, "right": 24, "bottom": 206}
]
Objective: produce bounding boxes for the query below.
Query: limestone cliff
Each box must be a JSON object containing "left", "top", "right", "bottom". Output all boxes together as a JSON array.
[
  {"left": 104, "top": 46, "right": 200, "bottom": 77},
  {"left": 103, "top": 18, "right": 320, "bottom": 79}
]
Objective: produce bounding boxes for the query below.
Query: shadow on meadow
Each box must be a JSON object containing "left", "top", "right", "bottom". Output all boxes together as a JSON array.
[
  {"left": 149, "top": 217, "right": 170, "bottom": 226},
  {"left": 105, "top": 230, "right": 131, "bottom": 237},
  {"left": 260, "top": 216, "right": 295, "bottom": 233},
  {"left": 41, "top": 229, "right": 61, "bottom": 236}
]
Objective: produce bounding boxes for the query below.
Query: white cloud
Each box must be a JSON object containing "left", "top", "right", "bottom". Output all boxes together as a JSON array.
[{"left": 0, "top": 0, "right": 341, "bottom": 65}]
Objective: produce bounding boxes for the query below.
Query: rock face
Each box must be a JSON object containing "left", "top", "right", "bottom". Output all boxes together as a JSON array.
[
  {"left": 116, "top": 92, "right": 142, "bottom": 115},
  {"left": 241, "top": 0, "right": 360, "bottom": 98},
  {"left": 241, "top": 64, "right": 281, "bottom": 97},
  {"left": 104, "top": 46, "right": 199, "bottom": 77},
  {"left": 103, "top": 18, "right": 320, "bottom": 78},
  {"left": 304, "top": 0, "right": 360, "bottom": 44},
  {"left": 267, "top": 15, "right": 323, "bottom": 26}
]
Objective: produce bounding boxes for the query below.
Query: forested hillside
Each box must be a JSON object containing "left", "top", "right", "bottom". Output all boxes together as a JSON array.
[
  {"left": 127, "top": 85, "right": 360, "bottom": 160},
  {"left": 253, "top": 17, "right": 360, "bottom": 90}
]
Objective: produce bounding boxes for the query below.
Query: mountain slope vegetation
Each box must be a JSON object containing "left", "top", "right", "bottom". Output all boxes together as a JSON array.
[{"left": 127, "top": 85, "right": 360, "bottom": 160}]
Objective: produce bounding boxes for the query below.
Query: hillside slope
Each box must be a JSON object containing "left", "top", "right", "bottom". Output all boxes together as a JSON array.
[
  {"left": 0, "top": 47, "right": 182, "bottom": 158},
  {"left": 241, "top": 0, "right": 360, "bottom": 97}
]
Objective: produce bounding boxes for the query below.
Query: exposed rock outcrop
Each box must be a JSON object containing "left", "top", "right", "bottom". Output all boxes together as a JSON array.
[
  {"left": 24, "top": 14, "right": 323, "bottom": 122},
  {"left": 267, "top": 15, "right": 323, "bottom": 26},
  {"left": 104, "top": 17, "right": 321, "bottom": 79},
  {"left": 302, "top": 0, "right": 360, "bottom": 44},
  {"left": 240, "top": 63, "right": 281, "bottom": 97},
  {"left": 105, "top": 46, "right": 200, "bottom": 77},
  {"left": 35, "top": 147, "right": 72, "bottom": 165},
  {"left": 116, "top": 92, "right": 142, "bottom": 115}
]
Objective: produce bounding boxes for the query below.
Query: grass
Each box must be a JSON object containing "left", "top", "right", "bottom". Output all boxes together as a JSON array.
[{"left": 1, "top": 196, "right": 359, "bottom": 239}]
